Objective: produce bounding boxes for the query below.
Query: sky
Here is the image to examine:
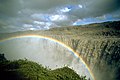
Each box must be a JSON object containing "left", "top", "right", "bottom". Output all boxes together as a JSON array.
[{"left": 0, "top": 0, "right": 120, "bottom": 33}]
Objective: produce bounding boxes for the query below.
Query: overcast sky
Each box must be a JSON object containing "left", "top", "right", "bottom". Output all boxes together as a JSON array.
[{"left": 0, "top": 0, "right": 120, "bottom": 33}]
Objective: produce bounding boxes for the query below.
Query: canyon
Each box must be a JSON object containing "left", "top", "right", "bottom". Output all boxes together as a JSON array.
[{"left": 0, "top": 21, "right": 120, "bottom": 80}]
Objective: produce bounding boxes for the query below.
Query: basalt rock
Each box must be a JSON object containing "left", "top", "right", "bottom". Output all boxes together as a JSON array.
[{"left": 0, "top": 21, "right": 120, "bottom": 80}]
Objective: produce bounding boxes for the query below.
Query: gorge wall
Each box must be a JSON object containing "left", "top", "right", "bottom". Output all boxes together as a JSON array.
[
  {"left": 0, "top": 21, "right": 120, "bottom": 80},
  {"left": 46, "top": 21, "right": 120, "bottom": 80}
]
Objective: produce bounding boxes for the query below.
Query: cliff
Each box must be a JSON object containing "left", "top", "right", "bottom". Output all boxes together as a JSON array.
[
  {"left": 0, "top": 21, "right": 120, "bottom": 80},
  {"left": 43, "top": 21, "right": 120, "bottom": 80}
]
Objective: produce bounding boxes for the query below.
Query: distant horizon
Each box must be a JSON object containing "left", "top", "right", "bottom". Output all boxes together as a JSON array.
[{"left": 0, "top": 19, "right": 119, "bottom": 33}]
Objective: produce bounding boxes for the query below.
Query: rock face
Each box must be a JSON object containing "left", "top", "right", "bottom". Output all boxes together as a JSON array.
[
  {"left": 0, "top": 21, "right": 120, "bottom": 80},
  {"left": 47, "top": 21, "right": 120, "bottom": 80}
]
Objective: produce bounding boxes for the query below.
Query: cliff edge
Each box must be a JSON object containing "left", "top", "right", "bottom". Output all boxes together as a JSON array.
[{"left": 0, "top": 21, "right": 120, "bottom": 80}]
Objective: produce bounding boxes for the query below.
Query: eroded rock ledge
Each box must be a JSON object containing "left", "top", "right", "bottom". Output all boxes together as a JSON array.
[{"left": 0, "top": 21, "right": 120, "bottom": 80}]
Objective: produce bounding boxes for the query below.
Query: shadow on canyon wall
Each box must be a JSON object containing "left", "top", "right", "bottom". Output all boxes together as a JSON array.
[{"left": 0, "top": 21, "right": 120, "bottom": 80}]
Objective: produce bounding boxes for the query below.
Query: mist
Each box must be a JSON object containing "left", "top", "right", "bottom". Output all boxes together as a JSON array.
[{"left": 0, "top": 37, "right": 93, "bottom": 80}]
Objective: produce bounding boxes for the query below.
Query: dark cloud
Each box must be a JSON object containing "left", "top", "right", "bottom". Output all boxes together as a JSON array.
[
  {"left": 0, "top": 0, "right": 22, "bottom": 16},
  {"left": 0, "top": 0, "right": 120, "bottom": 17},
  {"left": 0, "top": 0, "right": 120, "bottom": 32},
  {"left": 87, "top": 0, "right": 120, "bottom": 16},
  {"left": 68, "top": 0, "right": 120, "bottom": 18},
  {"left": 22, "top": 0, "right": 66, "bottom": 10}
]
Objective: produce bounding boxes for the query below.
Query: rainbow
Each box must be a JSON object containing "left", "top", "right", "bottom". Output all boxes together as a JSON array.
[{"left": 0, "top": 34, "right": 95, "bottom": 80}]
